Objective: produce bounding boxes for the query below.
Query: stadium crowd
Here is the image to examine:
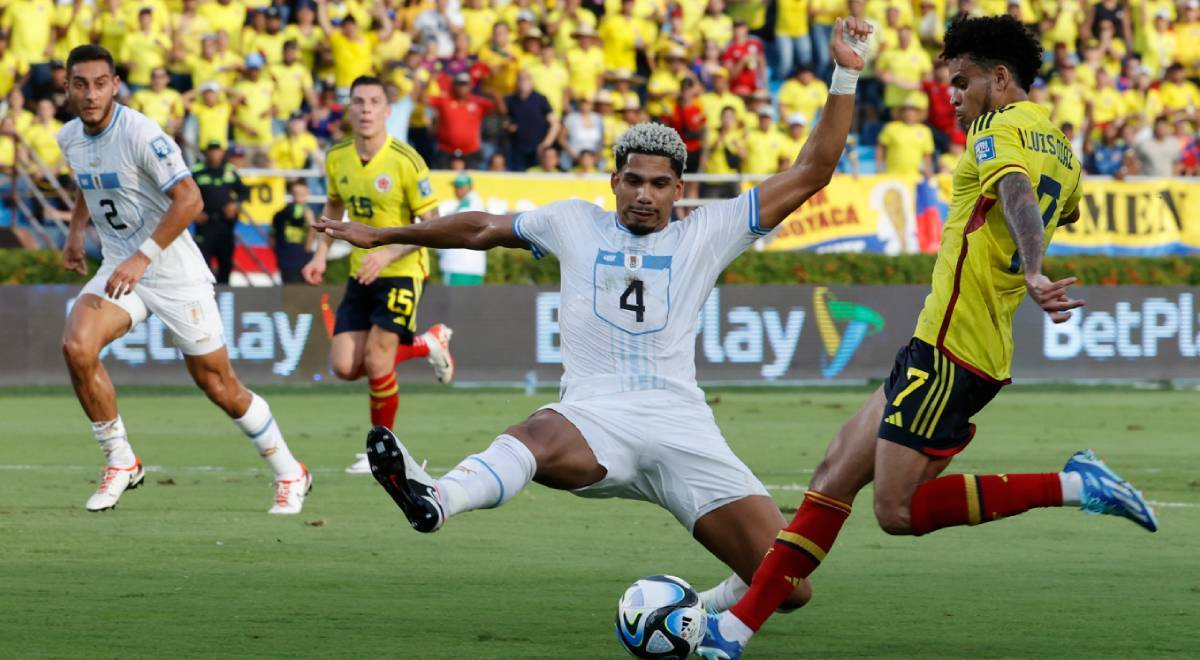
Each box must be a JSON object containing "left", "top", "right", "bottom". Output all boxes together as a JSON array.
[{"left": 2, "top": 0, "right": 1200, "bottom": 189}]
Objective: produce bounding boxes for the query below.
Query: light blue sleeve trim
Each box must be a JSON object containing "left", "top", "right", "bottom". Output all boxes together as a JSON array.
[
  {"left": 748, "top": 186, "right": 770, "bottom": 236},
  {"left": 512, "top": 213, "right": 545, "bottom": 260},
  {"left": 159, "top": 170, "right": 191, "bottom": 193}
]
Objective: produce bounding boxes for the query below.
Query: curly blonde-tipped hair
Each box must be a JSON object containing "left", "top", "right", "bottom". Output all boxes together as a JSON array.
[{"left": 613, "top": 123, "right": 688, "bottom": 177}]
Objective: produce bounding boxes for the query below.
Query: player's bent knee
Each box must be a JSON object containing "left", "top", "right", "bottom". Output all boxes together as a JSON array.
[
  {"left": 330, "top": 361, "right": 361, "bottom": 381},
  {"left": 873, "top": 499, "right": 914, "bottom": 536},
  {"left": 61, "top": 336, "right": 100, "bottom": 369}
]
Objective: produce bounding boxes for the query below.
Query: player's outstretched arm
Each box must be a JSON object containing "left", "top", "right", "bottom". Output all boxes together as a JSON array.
[
  {"left": 997, "top": 171, "right": 1084, "bottom": 323},
  {"left": 313, "top": 211, "right": 527, "bottom": 251},
  {"left": 755, "top": 17, "right": 871, "bottom": 231}
]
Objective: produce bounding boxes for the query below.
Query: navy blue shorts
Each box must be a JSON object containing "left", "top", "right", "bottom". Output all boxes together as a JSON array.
[{"left": 332, "top": 276, "right": 422, "bottom": 341}]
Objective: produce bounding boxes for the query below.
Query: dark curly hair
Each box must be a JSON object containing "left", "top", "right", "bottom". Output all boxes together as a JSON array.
[{"left": 941, "top": 15, "right": 1043, "bottom": 92}]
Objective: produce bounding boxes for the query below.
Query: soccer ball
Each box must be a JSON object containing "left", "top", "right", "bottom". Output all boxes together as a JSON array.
[{"left": 614, "top": 575, "right": 707, "bottom": 659}]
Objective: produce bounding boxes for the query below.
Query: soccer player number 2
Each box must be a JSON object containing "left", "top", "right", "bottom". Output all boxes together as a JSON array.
[
  {"left": 99, "top": 198, "right": 128, "bottom": 230},
  {"left": 619, "top": 280, "right": 646, "bottom": 322}
]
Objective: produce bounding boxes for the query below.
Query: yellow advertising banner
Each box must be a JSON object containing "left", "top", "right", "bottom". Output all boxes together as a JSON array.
[
  {"left": 1049, "top": 178, "right": 1200, "bottom": 256},
  {"left": 427, "top": 171, "right": 616, "bottom": 214},
  {"left": 757, "top": 175, "right": 926, "bottom": 254}
]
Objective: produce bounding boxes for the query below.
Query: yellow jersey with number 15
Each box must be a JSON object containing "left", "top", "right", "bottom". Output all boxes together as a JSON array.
[
  {"left": 325, "top": 136, "right": 439, "bottom": 280},
  {"left": 913, "top": 100, "right": 1082, "bottom": 383}
]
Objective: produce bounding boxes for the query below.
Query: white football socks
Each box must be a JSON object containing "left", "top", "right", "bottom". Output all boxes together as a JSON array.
[
  {"left": 438, "top": 434, "right": 536, "bottom": 517},
  {"left": 92, "top": 416, "right": 135, "bottom": 467},
  {"left": 234, "top": 393, "right": 303, "bottom": 480},
  {"left": 698, "top": 574, "right": 748, "bottom": 612},
  {"left": 719, "top": 611, "right": 755, "bottom": 646},
  {"left": 1059, "top": 471, "right": 1083, "bottom": 506}
]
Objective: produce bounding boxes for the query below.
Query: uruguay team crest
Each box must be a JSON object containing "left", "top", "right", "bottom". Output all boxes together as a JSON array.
[
  {"left": 626, "top": 254, "right": 641, "bottom": 271},
  {"left": 375, "top": 175, "right": 392, "bottom": 192}
]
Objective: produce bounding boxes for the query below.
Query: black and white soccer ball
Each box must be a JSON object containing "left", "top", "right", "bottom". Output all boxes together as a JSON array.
[{"left": 614, "top": 575, "right": 707, "bottom": 659}]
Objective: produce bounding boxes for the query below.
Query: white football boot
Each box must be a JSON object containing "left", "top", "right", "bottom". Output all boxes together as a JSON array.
[
  {"left": 86, "top": 459, "right": 145, "bottom": 512},
  {"left": 268, "top": 464, "right": 312, "bottom": 515},
  {"left": 345, "top": 453, "right": 372, "bottom": 475},
  {"left": 422, "top": 324, "right": 455, "bottom": 384}
]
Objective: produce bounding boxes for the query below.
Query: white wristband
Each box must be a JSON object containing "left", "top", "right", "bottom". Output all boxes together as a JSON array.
[
  {"left": 138, "top": 238, "right": 163, "bottom": 262},
  {"left": 829, "top": 65, "right": 861, "bottom": 96}
]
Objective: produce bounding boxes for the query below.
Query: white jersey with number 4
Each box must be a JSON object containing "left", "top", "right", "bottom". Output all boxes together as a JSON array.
[
  {"left": 58, "top": 104, "right": 212, "bottom": 287},
  {"left": 513, "top": 189, "right": 769, "bottom": 402}
]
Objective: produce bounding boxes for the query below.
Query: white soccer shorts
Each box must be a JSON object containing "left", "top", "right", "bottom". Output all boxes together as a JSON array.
[
  {"left": 542, "top": 389, "right": 770, "bottom": 532},
  {"left": 79, "top": 269, "right": 226, "bottom": 356}
]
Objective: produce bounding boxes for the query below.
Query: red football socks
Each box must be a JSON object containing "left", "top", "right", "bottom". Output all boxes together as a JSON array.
[
  {"left": 394, "top": 335, "right": 430, "bottom": 364},
  {"left": 730, "top": 491, "right": 852, "bottom": 631},
  {"left": 909, "top": 473, "right": 1063, "bottom": 536},
  {"left": 368, "top": 372, "right": 399, "bottom": 429}
]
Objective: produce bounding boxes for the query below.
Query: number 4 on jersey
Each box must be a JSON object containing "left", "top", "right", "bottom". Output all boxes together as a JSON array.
[{"left": 620, "top": 280, "right": 645, "bottom": 322}]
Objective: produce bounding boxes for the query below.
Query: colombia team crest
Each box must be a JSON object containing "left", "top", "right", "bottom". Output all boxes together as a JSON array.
[{"left": 375, "top": 175, "right": 392, "bottom": 193}]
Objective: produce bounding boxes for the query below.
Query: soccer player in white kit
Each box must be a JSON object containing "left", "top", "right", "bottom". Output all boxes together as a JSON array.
[
  {"left": 317, "top": 17, "right": 870, "bottom": 618},
  {"left": 58, "top": 45, "right": 311, "bottom": 514}
]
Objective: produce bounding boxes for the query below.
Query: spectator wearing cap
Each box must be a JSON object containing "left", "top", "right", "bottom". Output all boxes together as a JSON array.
[
  {"left": 1138, "top": 10, "right": 1176, "bottom": 78},
  {"left": 646, "top": 45, "right": 692, "bottom": 118},
  {"left": 200, "top": 0, "right": 248, "bottom": 52},
  {"left": 876, "top": 26, "right": 930, "bottom": 118},
  {"left": 773, "top": 0, "right": 812, "bottom": 83},
  {"left": 438, "top": 172, "right": 487, "bottom": 286},
  {"left": 505, "top": 70, "right": 559, "bottom": 171},
  {"left": 778, "top": 112, "right": 809, "bottom": 170},
  {"left": 1160, "top": 63, "right": 1200, "bottom": 116},
  {"left": 119, "top": 8, "right": 170, "bottom": 91},
  {"left": 270, "top": 114, "right": 322, "bottom": 170},
  {"left": 698, "top": 68, "right": 745, "bottom": 136},
  {"left": 271, "top": 179, "right": 317, "bottom": 284},
  {"left": 778, "top": 65, "right": 827, "bottom": 130},
  {"left": 745, "top": 108, "right": 783, "bottom": 175},
  {"left": 429, "top": 71, "right": 495, "bottom": 168},
  {"left": 131, "top": 67, "right": 185, "bottom": 135},
  {"left": 284, "top": 3, "right": 325, "bottom": 71},
  {"left": 461, "top": 0, "right": 498, "bottom": 54},
  {"left": 170, "top": 0, "right": 213, "bottom": 67},
  {"left": 619, "top": 94, "right": 646, "bottom": 126},
  {"left": 185, "top": 81, "right": 233, "bottom": 150},
  {"left": 599, "top": 0, "right": 657, "bottom": 74},
  {"left": 921, "top": 59, "right": 961, "bottom": 156},
  {"left": 559, "top": 94, "right": 604, "bottom": 169},
  {"left": 1047, "top": 57, "right": 1087, "bottom": 129},
  {"left": 503, "top": 0, "right": 540, "bottom": 33},
  {"left": 568, "top": 24, "right": 607, "bottom": 105},
  {"left": 594, "top": 90, "right": 624, "bottom": 166},
  {"left": 192, "top": 140, "right": 248, "bottom": 284},
  {"left": 230, "top": 53, "right": 276, "bottom": 156},
  {"left": 529, "top": 37, "right": 570, "bottom": 117},
  {"left": 270, "top": 40, "right": 317, "bottom": 131},
  {"left": 0, "top": 32, "right": 28, "bottom": 99},
  {"left": 257, "top": 7, "right": 290, "bottom": 64},
  {"left": 318, "top": 1, "right": 371, "bottom": 100},
  {"left": 722, "top": 19, "right": 766, "bottom": 94},
  {"left": 548, "top": 0, "right": 596, "bottom": 53},
  {"left": 698, "top": 0, "right": 734, "bottom": 49},
  {"left": 479, "top": 21, "right": 519, "bottom": 98},
  {"left": 604, "top": 69, "right": 644, "bottom": 114},
  {"left": 518, "top": 27, "right": 546, "bottom": 69},
  {"left": 876, "top": 93, "right": 934, "bottom": 177}
]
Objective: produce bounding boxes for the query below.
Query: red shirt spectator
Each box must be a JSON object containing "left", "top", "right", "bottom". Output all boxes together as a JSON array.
[
  {"left": 721, "top": 21, "right": 766, "bottom": 95},
  {"left": 429, "top": 73, "right": 495, "bottom": 159},
  {"left": 922, "top": 61, "right": 964, "bottom": 146},
  {"left": 666, "top": 79, "right": 706, "bottom": 173}
]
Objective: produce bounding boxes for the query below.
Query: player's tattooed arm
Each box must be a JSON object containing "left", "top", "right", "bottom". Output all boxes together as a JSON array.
[
  {"left": 314, "top": 211, "right": 527, "bottom": 251},
  {"left": 997, "top": 172, "right": 1084, "bottom": 324},
  {"left": 756, "top": 17, "right": 871, "bottom": 230}
]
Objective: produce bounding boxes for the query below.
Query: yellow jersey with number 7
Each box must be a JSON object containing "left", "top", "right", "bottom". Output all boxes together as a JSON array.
[
  {"left": 325, "top": 136, "right": 439, "bottom": 280},
  {"left": 913, "top": 100, "right": 1082, "bottom": 383}
]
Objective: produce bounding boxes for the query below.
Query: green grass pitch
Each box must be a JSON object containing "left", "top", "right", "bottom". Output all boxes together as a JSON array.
[{"left": 0, "top": 385, "right": 1197, "bottom": 658}]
